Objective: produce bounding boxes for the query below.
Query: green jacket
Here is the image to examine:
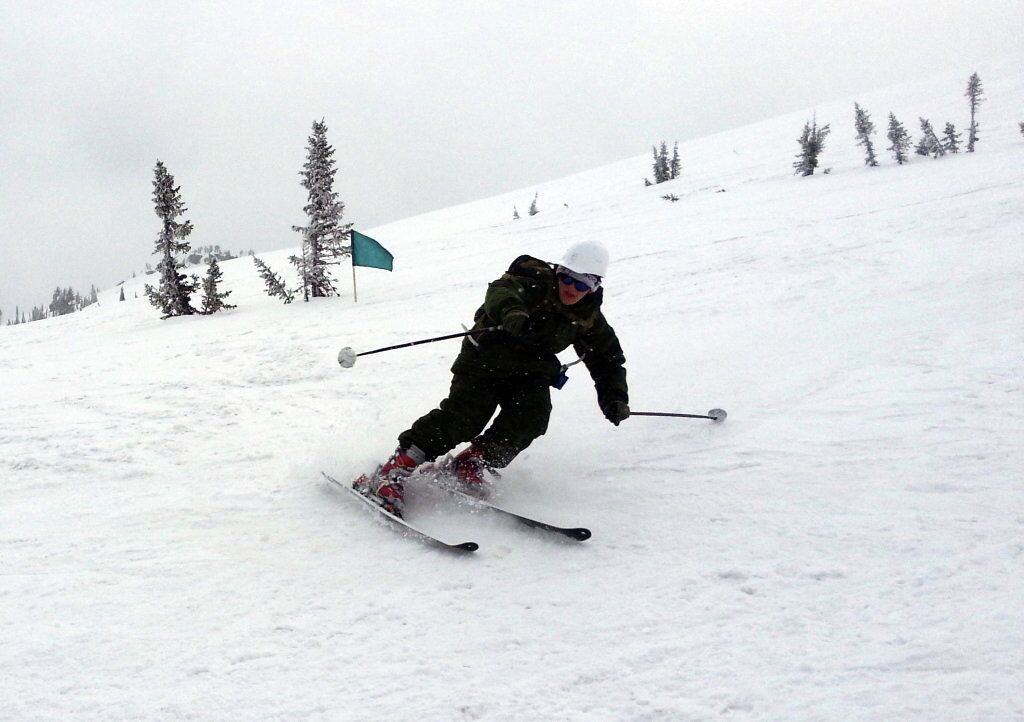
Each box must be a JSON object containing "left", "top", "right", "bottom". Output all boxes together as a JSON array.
[{"left": 452, "top": 255, "right": 628, "bottom": 408}]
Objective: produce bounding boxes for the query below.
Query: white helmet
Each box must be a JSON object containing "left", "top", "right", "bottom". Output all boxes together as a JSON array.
[{"left": 559, "top": 241, "right": 609, "bottom": 278}]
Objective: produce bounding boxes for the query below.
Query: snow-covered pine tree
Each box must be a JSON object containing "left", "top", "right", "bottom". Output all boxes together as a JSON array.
[
  {"left": 144, "top": 161, "right": 198, "bottom": 318},
  {"left": 81, "top": 285, "right": 98, "bottom": 309},
  {"left": 793, "top": 119, "right": 831, "bottom": 176},
  {"left": 253, "top": 256, "right": 294, "bottom": 304},
  {"left": 651, "top": 146, "right": 664, "bottom": 183},
  {"left": 942, "top": 122, "right": 962, "bottom": 153},
  {"left": 918, "top": 118, "right": 946, "bottom": 158},
  {"left": 965, "top": 72, "right": 984, "bottom": 152},
  {"left": 529, "top": 193, "right": 539, "bottom": 216},
  {"left": 670, "top": 142, "right": 681, "bottom": 180},
  {"left": 200, "top": 258, "right": 236, "bottom": 314},
  {"left": 512, "top": 206, "right": 520, "bottom": 220},
  {"left": 853, "top": 103, "right": 879, "bottom": 167},
  {"left": 50, "top": 287, "right": 73, "bottom": 316},
  {"left": 290, "top": 119, "right": 351, "bottom": 301},
  {"left": 658, "top": 142, "right": 671, "bottom": 183}
]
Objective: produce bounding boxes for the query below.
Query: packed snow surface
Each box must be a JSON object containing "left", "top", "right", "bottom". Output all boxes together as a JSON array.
[{"left": 2, "top": 60, "right": 1022, "bottom": 720}]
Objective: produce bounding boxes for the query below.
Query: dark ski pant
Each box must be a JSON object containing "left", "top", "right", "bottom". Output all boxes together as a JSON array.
[{"left": 398, "top": 372, "right": 552, "bottom": 469}]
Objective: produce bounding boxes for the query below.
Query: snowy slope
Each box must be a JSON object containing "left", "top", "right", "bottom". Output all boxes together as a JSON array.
[{"left": 2, "top": 58, "right": 1022, "bottom": 721}]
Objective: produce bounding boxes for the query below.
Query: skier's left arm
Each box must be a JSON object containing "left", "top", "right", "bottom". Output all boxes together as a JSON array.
[{"left": 575, "top": 313, "right": 629, "bottom": 425}]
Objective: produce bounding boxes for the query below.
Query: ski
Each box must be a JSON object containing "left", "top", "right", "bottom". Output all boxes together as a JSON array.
[
  {"left": 427, "top": 473, "right": 591, "bottom": 542},
  {"left": 322, "top": 472, "right": 479, "bottom": 553}
]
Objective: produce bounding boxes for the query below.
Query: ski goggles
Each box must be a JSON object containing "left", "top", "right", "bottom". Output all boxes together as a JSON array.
[{"left": 558, "top": 272, "right": 599, "bottom": 293}]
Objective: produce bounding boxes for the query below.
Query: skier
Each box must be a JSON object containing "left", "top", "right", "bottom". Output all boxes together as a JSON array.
[{"left": 355, "top": 240, "right": 630, "bottom": 517}]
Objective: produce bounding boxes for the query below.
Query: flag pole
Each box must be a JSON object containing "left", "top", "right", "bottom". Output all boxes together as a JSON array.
[{"left": 350, "top": 231, "right": 358, "bottom": 303}]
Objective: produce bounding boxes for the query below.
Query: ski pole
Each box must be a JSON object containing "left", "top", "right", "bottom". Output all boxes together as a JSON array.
[
  {"left": 630, "top": 408, "right": 728, "bottom": 422},
  {"left": 338, "top": 326, "right": 500, "bottom": 368}
]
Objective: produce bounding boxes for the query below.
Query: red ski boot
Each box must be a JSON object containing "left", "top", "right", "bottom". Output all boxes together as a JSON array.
[
  {"left": 354, "top": 446, "right": 425, "bottom": 518},
  {"left": 451, "top": 445, "right": 492, "bottom": 491}
]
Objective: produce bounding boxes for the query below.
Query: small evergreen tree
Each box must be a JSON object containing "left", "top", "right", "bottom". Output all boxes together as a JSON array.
[
  {"left": 853, "top": 103, "right": 879, "bottom": 167},
  {"left": 643, "top": 178, "right": 653, "bottom": 187},
  {"left": 119, "top": 287, "right": 125, "bottom": 302},
  {"left": 512, "top": 206, "right": 520, "bottom": 220},
  {"left": 918, "top": 118, "right": 946, "bottom": 158},
  {"left": 793, "top": 118, "right": 831, "bottom": 176},
  {"left": 651, "top": 146, "right": 664, "bottom": 183},
  {"left": 650, "top": 142, "right": 677, "bottom": 184},
  {"left": 253, "top": 256, "right": 294, "bottom": 303},
  {"left": 1019, "top": 121, "right": 1024, "bottom": 138},
  {"left": 887, "top": 113, "right": 912, "bottom": 164},
  {"left": 658, "top": 142, "right": 671, "bottom": 182},
  {"left": 528, "top": 193, "right": 539, "bottom": 216},
  {"left": 200, "top": 258, "right": 236, "bottom": 314},
  {"left": 942, "top": 122, "right": 962, "bottom": 153},
  {"left": 50, "top": 287, "right": 75, "bottom": 316},
  {"left": 144, "top": 160, "right": 198, "bottom": 318},
  {"left": 965, "top": 72, "right": 984, "bottom": 152},
  {"left": 291, "top": 119, "right": 351, "bottom": 301},
  {"left": 81, "top": 285, "right": 98, "bottom": 309}
]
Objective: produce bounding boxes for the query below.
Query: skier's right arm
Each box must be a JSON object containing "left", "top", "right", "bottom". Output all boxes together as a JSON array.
[{"left": 483, "top": 272, "right": 536, "bottom": 330}]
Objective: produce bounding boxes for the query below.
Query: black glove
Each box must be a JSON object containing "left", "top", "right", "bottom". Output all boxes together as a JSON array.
[
  {"left": 501, "top": 310, "right": 530, "bottom": 337},
  {"left": 602, "top": 400, "right": 630, "bottom": 426}
]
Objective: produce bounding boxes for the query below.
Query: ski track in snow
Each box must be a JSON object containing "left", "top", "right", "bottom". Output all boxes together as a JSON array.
[{"left": 2, "top": 59, "right": 1023, "bottom": 720}]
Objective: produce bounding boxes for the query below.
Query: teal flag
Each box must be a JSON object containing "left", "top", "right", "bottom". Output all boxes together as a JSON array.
[{"left": 351, "top": 230, "right": 394, "bottom": 271}]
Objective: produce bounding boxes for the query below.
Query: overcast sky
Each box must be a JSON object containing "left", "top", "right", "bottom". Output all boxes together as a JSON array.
[{"left": 1, "top": 0, "right": 1021, "bottom": 317}]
